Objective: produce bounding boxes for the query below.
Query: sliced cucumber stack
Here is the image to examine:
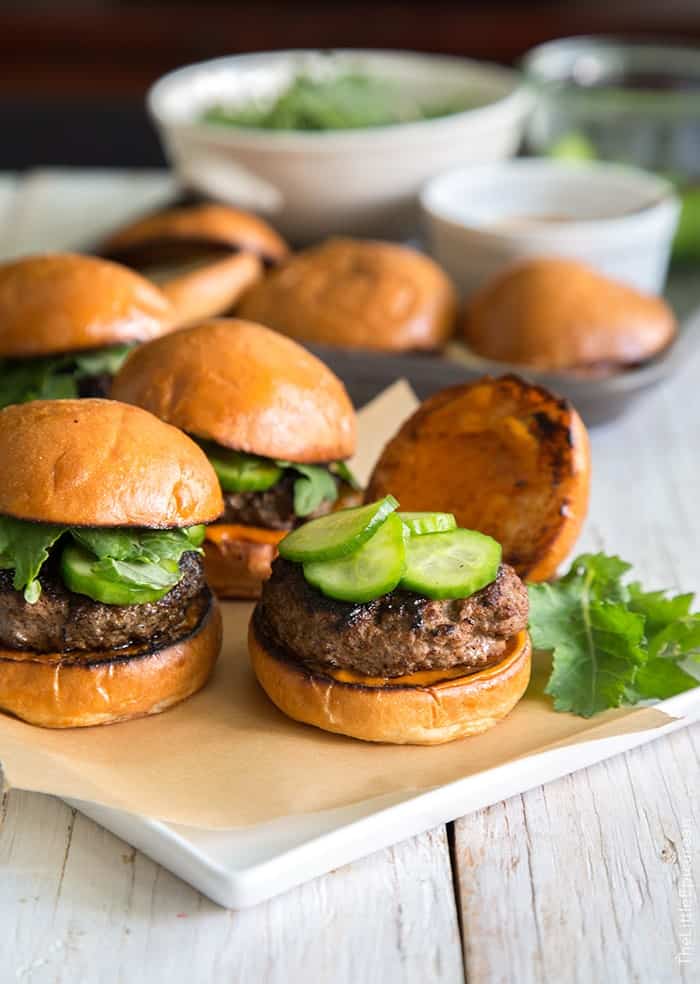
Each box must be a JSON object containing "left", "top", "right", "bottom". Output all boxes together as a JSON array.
[
  {"left": 279, "top": 495, "right": 398, "bottom": 563},
  {"left": 399, "top": 511, "right": 456, "bottom": 536},
  {"left": 303, "top": 513, "right": 406, "bottom": 603},
  {"left": 278, "top": 497, "right": 501, "bottom": 604},
  {"left": 400, "top": 529, "right": 501, "bottom": 600},
  {"left": 198, "top": 442, "right": 283, "bottom": 493}
]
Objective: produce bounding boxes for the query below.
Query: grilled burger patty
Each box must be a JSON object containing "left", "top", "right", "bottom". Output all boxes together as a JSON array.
[
  {"left": 219, "top": 472, "right": 340, "bottom": 531},
  {"left": 257, "top": 558, "right": 529, "bottom": 678},
  {"left": 0, "top": 552, "right": 208, "bottom": 654}
]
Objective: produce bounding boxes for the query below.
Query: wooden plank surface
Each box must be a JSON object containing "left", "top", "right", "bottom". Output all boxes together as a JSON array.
[
  {"left": 1, "top": 790, "right": 462, "bottom": 984},
  {"left": 1, "top": 170, "right": 699, "bottom": 983}
]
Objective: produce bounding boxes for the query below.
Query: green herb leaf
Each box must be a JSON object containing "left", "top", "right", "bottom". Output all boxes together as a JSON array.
[
  {"left": 276, "top": 461, "right": 339, "bottom": 517},
  {"left": 92, "top": 556, "right": 182, "bottom": 592},
  {"left": 0, "top": 516, "right": 66, "bottom": 602},
  {"left": 0, "top": 345, "right": 133, "bottom": 410},
  {"left": 529, "top": 553, "right": 700, "bottom": 717},
  {"left": 72, "top": 526, "right": 203, "bottom": 566},
  {"left": 0, "top": 516, "right": 202, "bottom": 605},
  {"left": 71, "top": 344, "right": 134, "bottom": 378},
  {"left": 0, "top": 357, "right": 78, "bottom": 408},
  {"left": 330, "top": 460, "right": 361, "bottom": 490}
]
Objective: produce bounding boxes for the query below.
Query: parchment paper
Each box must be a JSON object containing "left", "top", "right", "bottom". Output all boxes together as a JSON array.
[{"left": 0, "top": 382, "right": 675, "bottom": 828}]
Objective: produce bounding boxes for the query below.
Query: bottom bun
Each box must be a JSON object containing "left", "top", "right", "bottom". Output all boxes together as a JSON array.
[
  {"left": 249, "top": 617, "right": 531, "bottom": 745},
  {"left": 0, "top": 597, "right": 222, "bottom": 728}
]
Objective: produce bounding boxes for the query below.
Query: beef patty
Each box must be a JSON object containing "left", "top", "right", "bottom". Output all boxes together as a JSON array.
[
  {"left": 0, "top": 552, "right": 209, "bottom": 654},
  {"left": 218, "top": 472, "right": 340, "bottom": 531},
  {"left": 257, "top": 558, "right": 529, "bottom": 678}
]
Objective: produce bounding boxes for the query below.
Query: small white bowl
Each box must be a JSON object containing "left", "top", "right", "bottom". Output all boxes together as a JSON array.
[
  {"left": 420, "top": 159, "right": 680, "bottom": 295},
  {"left": 148, "top": 49, "right": 531, "bottom": 243}
]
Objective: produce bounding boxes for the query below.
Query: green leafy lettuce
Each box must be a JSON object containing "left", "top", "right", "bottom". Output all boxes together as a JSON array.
[
  {"left": 198, "top": 440, "right": 359, "bottom": 519},
  {"left": 0, "top": 516, "right": 204, "bottom": 604},
  {"left": 0, "top": 345, "right": 133, "bottom": 409},
  {"left": 529, "top": 554, "right": 700, "bottom": 717}
]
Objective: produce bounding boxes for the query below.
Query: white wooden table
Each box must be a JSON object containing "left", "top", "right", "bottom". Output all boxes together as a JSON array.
[{"left": 1, "top": 171, "right": 698, "bottom": 984}]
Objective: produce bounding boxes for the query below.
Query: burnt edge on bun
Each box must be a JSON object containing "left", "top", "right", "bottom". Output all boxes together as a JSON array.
[{"left": 0, "top": 593, "right": 222, "bottom": 728}]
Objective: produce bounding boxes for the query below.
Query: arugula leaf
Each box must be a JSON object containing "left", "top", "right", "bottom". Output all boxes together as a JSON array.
[
  {"left": 276, "top": 461, "right": 339, "bottom": 517},
  {"left": 0, "top": 516, "right": 66, "bottom": 602},
  {"left": 71, "top": 526, "right": 203, "bottom": 566},
  {"left": 529, "top": 578, "right": 645, "bottom": 716},
  {"left": 330, "top": 460, "right": 361, "bottom": 490},
  {"left": 0, "top": 516, "right": 203, "bottom": 604},
  {"left": 92, "top": 557, "right": 182, "bottom": 593},
  {"left": 71, "top": 344, "right": 133, "bottom": 378},
  {"left": 0, "top": 345, "right": 133, "bottom": 410},
  {"left": 529, "top": 553, "right": 700, "bottom": 717},
  {"left": 0, "top": 357, "right": 78, "bottom": 408}
]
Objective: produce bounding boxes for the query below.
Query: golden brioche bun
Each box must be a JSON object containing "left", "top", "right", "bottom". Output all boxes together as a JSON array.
[
  {"left": 462, "top": 258, "right": 677, "bottom": 373},
  {"left": 237, "top": 237, "right": 458, "bottom": 351},
  {"left": 249, "top": 619, "right": 531, "bottom": 745},
  {"left": 366, "top": 375, "right": 591, "bottom": 582},
  {"left": 100, "top": 203, "right": 289, "bottom": 265},
  {"left": 0, "top": 598, "right": 221, "bottom": 728},
  {"left": 0, "top": 399, "right": 223, "bottom": 527},
  {"left": 0, "top": 253, "right": 173, "bottom": 358},
  {"left": 112, "top": 319, "right": 356, "bottom": 462},
  {"left": 159, "top": 253, "right": 263, "bottom": 327}
]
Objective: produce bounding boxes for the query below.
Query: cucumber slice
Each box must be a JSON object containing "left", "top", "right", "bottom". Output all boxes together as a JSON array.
[
  {"left": 60, "top": 543, "right": 174, "bottom": 605},
  {"left": 399, "top": 512, "right": 457, "bottom": 536},
  {"left": 279, "top": 495, "right": 399, "bottom": 563},
  {"left": 400, "top": 529, "right": 501, "bottom": 600},
  {"left": 198, "top": 441, "right": 283, "bottom": 493},
  {"left": 303, "top": 513, "right": 406, "bottom": 603}
]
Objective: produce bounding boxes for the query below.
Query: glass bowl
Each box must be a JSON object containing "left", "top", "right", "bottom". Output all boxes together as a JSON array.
[{"left": 522, "top": 37, "right": 700, "bottom": 261}]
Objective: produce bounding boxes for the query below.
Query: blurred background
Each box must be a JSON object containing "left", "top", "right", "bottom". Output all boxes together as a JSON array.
[{"left": 3, "top": 0, "right": 700, "bottom": 168}]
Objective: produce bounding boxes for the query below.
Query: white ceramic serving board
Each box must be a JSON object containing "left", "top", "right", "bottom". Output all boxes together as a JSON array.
[{"left": 66, "top": 688, "right": 700, "bottom": 908}]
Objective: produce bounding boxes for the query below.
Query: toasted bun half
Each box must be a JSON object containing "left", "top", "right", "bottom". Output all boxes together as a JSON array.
[
  {"left": 462, "top": 258, "right": 677, "bottom": 373},
  {"left": 237, "top": 238, "right": 458, "bottom": 351},
  {"left": 100, "top": 203, "right": 289, "bottom": 265},
  {"left": 367, "top": 375, "right": 590, "bottom": 582},
  {"left": 0, "top": 253, "right": 173, "bottom": 358},
  {"left": 0, "top": 598, "right": 221, "bottom": 728},
  {"left": 159, "top": 253, "right": 263, "bottom": 328},
  {"left": 249, "top": 618, "right": 531, "bottom": 745},
  {"left": 112, "top": 319, "right": 356, "bottom": 462},
  {"left": 0, "top": 399, "right": 223, "bottom": 527}
]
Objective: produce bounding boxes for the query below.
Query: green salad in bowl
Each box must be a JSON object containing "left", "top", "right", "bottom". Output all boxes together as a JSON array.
[{"left": 201, "top": 72, "right": 476, "bottom": 131}]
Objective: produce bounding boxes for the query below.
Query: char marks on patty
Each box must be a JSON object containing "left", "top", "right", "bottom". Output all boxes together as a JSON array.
[
  {"left": 0, "top": 552, "right": 209, "bottom": 654},
  {"left": 258, "top": 558, "right": 529, "bottom": 678}
]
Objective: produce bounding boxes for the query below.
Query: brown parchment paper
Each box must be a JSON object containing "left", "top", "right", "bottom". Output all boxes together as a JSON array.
[{"left": 0, "top": 382, "right": 675, "bottom": 828}]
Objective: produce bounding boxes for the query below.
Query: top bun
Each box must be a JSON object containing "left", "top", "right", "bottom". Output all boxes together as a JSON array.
[
  {"left": 0, "top": 399, "right": 223, "bottom": 527},
  {"left": 0, "top": 253, "right": 174, "bottom": 359},
  {"left": 366, "top": 375, "right": 590, "bottom": 582},
  {"left": 462, "top": 258, "right": 676, "bottom": 373},
  {"left": 100, "top": 203, "right": 289, "bottom": 266},
  {"left": 237, "top": 238, "right": 458, "bottom": 351},
  {"left": 112, "top": 319, "right": 356, "bottom": 463}
]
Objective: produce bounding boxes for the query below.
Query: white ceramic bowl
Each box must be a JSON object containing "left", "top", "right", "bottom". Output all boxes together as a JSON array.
[
  {"left": 148, "top": 49, "right": 531, "bottom": 243},
  {"left": 420, "top": 159, "right": 680, "bottom": 295}
]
